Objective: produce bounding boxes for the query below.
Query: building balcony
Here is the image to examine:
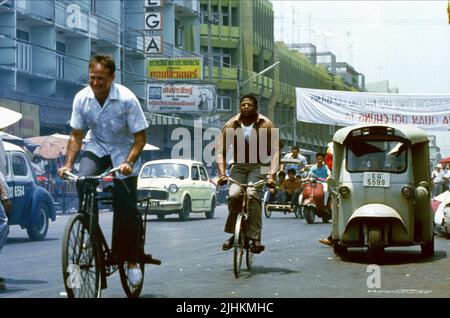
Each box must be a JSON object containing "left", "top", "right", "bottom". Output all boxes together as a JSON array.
[
  {"left": 199, "top": 24, "right": 239, "bottom": 48},
  {"left": 15, "top": 0, "right": 54, "bottom": 22}
]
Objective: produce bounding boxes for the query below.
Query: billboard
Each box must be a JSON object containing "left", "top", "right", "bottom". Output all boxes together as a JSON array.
[
  {"left": 147, "top": 57, "right": 203, "bottom": 81},
  {"left": 147, "top": 83, "right": 215, "bottom": 113}
]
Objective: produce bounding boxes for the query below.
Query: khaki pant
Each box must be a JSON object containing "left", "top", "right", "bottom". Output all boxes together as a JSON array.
[{"left": 224, "top": 163, "right": 265, "bottom": 240}]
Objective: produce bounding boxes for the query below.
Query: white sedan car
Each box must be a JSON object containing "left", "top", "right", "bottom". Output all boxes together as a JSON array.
[{"left": 137, "top": 159, "right": 217, "bottom": 221}]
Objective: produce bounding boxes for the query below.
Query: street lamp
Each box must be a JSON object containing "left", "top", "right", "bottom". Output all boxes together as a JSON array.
[{"left": 236, "top": 61, "right": 280, "bottom": 109}]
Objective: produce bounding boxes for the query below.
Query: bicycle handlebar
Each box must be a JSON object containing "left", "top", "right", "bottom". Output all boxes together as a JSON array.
[
  {"left": 227, "top": 177, "right": 268, "bottom": 190},
  {"left": 63, "top": 167, "right": 121, "bottom": 182}
]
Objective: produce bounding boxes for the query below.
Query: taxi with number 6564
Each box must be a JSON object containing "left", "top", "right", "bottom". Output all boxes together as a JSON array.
[{"left": 4, "top": 142, "right": 56, "bottom": 240}]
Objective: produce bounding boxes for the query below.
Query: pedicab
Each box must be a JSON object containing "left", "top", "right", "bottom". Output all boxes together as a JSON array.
[
  {"left": 263, "top": 159, "right": 303, "bottom": 218},
  {"left": 327, "top": 124, "right": 434, "bottom": 264}
]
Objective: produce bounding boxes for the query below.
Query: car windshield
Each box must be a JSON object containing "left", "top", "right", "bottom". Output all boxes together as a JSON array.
[
  {"left": 141, "top": 163, "right": 189, "bottom": 179},
  {"left": 346, "top": 140, "right": 408, "bottom": 173}
]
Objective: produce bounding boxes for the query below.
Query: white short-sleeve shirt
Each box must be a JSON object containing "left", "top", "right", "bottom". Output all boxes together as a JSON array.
[{"left": 70, "top": 83, "right": 149, "bottom": 176}]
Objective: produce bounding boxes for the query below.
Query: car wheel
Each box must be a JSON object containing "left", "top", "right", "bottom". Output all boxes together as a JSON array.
[
  {"left": 179, "top": 196, "right": 191, "bottom": 221},
  {"left": 205, "top": 197, "right": 215, "bottom": 219},
  {"left": 27, "top": 202, "right": 49, "bottom": 241},
  {"left": 156, "top": 213, "right": 165, "bottom": 220}
]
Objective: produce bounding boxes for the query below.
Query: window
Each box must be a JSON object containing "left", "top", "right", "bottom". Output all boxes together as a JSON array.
[
  {"left": 199, "top": 166, "right": 208, "bottom": 181},
  {"left": 346, "top": 140, "right": 407, "bottom": 173},
  {"left": 217, "top": 90, "right": 231, "bottom": 111},
  {"left": 16, "top": 29, "right": 29, "bottom": 41},
  {"left": 201, "top": 47, "right": 231, "bottom": 68},
  {"left": 221, "top": 6, "right": 229, "bottom": 26},
  {"left": 12, "top": 154, "right": 28, "bottom": 177},
  {"left": 200, "top": 4, "right": 207, "bottom": 23},
  {"left": 211, "top": 6, "right": 219, "bottom": 24},
  {"left": 16, "top": 29, "right": 31, "bottom": 73},
  {"left": 191, "top": 166, "right": 199, "bottom": 181},
  {"left": 91, "top": 0, "right": 97, "bottom": 13},
  {"left": 175, "top": 20, "right": 183, "bottom": 47}
]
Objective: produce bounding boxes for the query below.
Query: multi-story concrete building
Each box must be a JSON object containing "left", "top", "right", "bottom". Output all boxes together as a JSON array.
[{"left": 0, "top": 0, "right": 363, "bottom": 160}]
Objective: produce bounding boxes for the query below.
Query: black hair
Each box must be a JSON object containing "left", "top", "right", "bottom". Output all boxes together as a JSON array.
[
  {"left": 291, "top": 145, "right": 299, "bottom": 151},
  {"left": 287, "top": 168, "right": 296, "bottom": 175},
  {"left": 316, "top": 152, "right": 325, "bottom": 158},
  {"left": 239, "top": 95, "right": 258, "bottom": 107}
]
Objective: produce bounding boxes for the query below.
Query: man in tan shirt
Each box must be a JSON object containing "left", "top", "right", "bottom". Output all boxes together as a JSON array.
[
  {"left": 216, "top": 95, "right": 279, "bottom": 253},
  {"left": 279, "top": 168, "right": 302, "bottom": 208}
]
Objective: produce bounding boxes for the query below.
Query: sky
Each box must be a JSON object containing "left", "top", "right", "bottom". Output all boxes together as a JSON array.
[{"left": 270, "top": 0, "right": 450, "bottom": 155}]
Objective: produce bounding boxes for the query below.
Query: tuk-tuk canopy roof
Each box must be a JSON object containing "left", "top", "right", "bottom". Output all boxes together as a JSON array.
[{"left": 333, "top": 124, "right": 429, "bottom": 145}]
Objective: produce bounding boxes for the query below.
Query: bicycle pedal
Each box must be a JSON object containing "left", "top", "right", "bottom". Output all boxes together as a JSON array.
[{"left": 143, "top": 254, "right": 162, "bottom": 265}]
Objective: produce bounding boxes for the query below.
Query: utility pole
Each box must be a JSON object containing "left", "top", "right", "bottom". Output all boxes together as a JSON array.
[{"left": 207, "top": 0, "right": 212, "bottom": 83}]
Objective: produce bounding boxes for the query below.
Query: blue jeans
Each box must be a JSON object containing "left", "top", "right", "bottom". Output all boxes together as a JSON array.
[{"left": 0, "top": 203, "right": 8, "bottom": 252}]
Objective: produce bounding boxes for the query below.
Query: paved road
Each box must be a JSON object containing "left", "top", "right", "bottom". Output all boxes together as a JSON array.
[{"left": 1, "top": 205, "right": 449, "bottom": 298}]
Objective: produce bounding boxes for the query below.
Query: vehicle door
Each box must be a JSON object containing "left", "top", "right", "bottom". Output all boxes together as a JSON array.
[
  {"left": 9, "top": 152, "right": 35, "bottom": 223},
  {"left": 190, "top": 165, "right": 202, "bottom": 210},
  {"left": 198, "top": 165, "right": 212, "bottom": 208}
]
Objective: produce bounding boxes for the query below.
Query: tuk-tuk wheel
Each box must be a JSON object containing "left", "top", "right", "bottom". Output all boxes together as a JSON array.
[
  {"left": 368, "top": 226, "right": 383, "bottom": 264},
  {"left": 420, "top": 236, "right": 434, "bottom": 258},
  {"left": 333, "top": 244, "right": 347, "bottom": 255}
]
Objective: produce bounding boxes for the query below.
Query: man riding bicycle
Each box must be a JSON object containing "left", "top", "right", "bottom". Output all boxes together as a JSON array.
[
  {"left": 216, "top": 95, "right": 279, "bottom": 254},
  {"left": 58, "top": 54, "right": 148, "bottom": 287}
]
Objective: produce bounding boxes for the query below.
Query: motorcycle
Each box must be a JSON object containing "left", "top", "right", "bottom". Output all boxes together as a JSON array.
[{"left": 299, "top": 175, "right": 331, "bottom": 224}]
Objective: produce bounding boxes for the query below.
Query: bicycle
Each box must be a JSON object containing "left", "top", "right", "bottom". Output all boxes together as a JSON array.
[
  {"left": 61, "top": 168, "right": 161, "bottom": 298},
  {"left": 226, "top": 177, "right": 267, "bottom": 279}
]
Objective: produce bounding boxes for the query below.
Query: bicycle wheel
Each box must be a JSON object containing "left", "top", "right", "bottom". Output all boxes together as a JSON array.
[
  {"left": 119, "top": 215, "right": 146, "bottom": 298},
  {"left": 233, "top": 213, "right": 245, "bottom": 278},
  {"left": 62, "top": 213, "right": 102, "bottom": 298},
  {"left": 245, "top": 245, "right": 254, "bottom": 270}
]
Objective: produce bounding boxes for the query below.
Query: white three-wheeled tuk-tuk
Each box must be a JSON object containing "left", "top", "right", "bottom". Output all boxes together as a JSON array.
[{"left": 327, "top": 124, "right": 434, "bottom": 264}]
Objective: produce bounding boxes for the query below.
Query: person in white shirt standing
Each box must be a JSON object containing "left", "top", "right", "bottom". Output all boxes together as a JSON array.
[{"left": 431, "top": 164, "right": 445, "bottom": 198}]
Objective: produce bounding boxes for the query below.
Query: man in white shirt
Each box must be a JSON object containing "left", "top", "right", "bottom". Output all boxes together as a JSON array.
[{"left": 431, "top": 164, "right": 445, "bottom": 198}]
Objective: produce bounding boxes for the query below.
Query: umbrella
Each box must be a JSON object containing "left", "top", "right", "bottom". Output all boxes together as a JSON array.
[
  {"left": 143, "top": 143, "right": 159, "bottom": 151},
  {"left": 440, "top": 157, "right": 450, "bottom": 164},
  {"left": 0, "top": 132, "right": 39, "bottom": 152},
  {"left": 432, "top": 190, "right": 450, "bottom": 212},
  {"left": 26, "top": 134, "right": 72, "bottom": 159},
  {"left": 0, "top": 107, "right": 22, "bottom": 129}
]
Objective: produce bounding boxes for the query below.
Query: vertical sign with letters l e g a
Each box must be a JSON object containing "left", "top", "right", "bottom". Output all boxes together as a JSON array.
[
  {"left": 145, "top": 0, "right": 161, "bottom": 7},
  {"left": 144, "top": 0, "right": 163, "bottom": 54}
]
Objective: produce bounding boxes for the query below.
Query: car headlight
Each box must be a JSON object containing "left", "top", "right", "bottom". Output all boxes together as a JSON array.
[
  {"left": 401, "top": 185, "right": 414, "bottom": 199},
  {"left": 338, "top": 186, "right": 350, "bottom": 198},
  {"left": 168, "top": 184, "right": 179, "bottom": 194}
]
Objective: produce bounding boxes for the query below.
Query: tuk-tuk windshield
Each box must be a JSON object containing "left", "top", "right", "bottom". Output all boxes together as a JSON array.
[{"left": 346, "top": 140, "right": 407, "bottom": 173}]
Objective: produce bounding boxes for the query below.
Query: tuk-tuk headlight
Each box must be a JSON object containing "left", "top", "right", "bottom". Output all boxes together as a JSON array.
[
  {"left": 401, "top": 185, "right": 414, "bottom": 199},
  {"left": 168, "top": 184, "right": 179, "bottom": 194},
  {"left": 338, "top": 186, "right": 350, "bottom": 198}
]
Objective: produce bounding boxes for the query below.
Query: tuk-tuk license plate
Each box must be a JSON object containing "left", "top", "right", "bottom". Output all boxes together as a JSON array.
[{"left": 363, "top": 172, "right": 390, "bottom": 187}]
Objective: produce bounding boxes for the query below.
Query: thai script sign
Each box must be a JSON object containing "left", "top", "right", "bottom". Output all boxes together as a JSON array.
[
  {"left": 147, "top": 58, "right": 203, "bottom": 81},
  {"left": 147, "top": 83, "right": 215, "bottom": 113}
]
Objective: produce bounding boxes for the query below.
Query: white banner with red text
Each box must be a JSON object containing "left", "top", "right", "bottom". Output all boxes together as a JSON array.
[{"left": 296, "top": 88, "right": 450, "bottom": 130}]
